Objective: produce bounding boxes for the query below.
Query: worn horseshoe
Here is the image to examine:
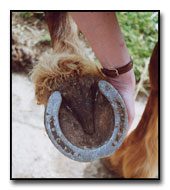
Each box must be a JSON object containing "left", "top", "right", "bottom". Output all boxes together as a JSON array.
[{"left": 44, "top": 80, "right": 128, "bottom": 162}]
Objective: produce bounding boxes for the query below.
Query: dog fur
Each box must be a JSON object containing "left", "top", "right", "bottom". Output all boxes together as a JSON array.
[{"left": 103, "top": 43, "right": 158, "bottom": 178}]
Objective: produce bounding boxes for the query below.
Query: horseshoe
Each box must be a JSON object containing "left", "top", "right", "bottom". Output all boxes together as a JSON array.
[{"left": 44, "top": 80, "right": 128, "bottom": 162}]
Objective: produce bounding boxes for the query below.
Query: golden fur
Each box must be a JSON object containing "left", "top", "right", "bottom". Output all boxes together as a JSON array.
[
  {"left": 103, "top": 43, "right": 158, "bottom": 178},
  {"left": 31, "top": 52, "right": 101, "bottom": 105},
  {"left": 31, "top": 12, "right": 158, "bottom": 178}
]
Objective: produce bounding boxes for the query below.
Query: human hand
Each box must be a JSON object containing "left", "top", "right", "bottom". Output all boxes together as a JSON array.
[{"left": 108, "top": 70, "right": 136, "bottom": 127}]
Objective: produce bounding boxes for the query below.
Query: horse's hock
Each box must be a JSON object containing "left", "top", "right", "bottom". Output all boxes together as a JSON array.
[{"left": 44, "top": 75, "right": 128, "bottom": 162}]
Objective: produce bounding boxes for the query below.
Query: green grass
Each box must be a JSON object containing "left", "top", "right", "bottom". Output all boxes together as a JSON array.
[
  {"left": 117, "top": 12, "right": 158, "bottom": 82},
  {"left": 19, "top": 12, "right": 44, "bottom": 20},
  {"left": 19, "top": 12, "right": 34, "bottom": 19}
]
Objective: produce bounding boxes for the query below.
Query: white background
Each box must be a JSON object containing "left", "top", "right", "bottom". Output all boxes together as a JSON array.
[{"left": 0, "top": 0, "right": 167, "bottom": 189}]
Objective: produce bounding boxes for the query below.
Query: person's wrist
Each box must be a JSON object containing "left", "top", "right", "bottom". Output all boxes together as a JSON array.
[
  {"left": 108, "top": 70, "right": 136, "bottom": 90},
  {"left": 101, "top": 55, "right": 131, "bottom": 69},
  {"left": 101, "top": 56, "right": 133, "bottom": 77}
]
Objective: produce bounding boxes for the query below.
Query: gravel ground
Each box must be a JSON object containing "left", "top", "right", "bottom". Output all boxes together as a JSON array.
[{"left": 12, "top": 73, "right": 147, "bottom": 178}]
